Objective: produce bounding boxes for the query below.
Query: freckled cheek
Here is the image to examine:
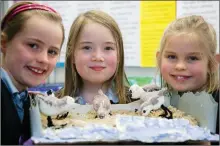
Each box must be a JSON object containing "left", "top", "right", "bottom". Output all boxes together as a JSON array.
[
  {"left": 75, "top": 61, "right": 89, "bottom": 75},
  {"left": 13, "top": 54, "right": 32, "bottom": 70},
  {"left": 75, "top": 54, "right": 90, "bottom": 67},
  {"left": 75, "top": 59, "right": 82, "bottom": 68},
  {"left": 18, "top": 53, "right": 31, "bottom": 64},
  {"left": 106, "top": 55, "right": 117, "bottom": 70},
  {"left": 190, "top": 65, "right": 207, "bottom": 79}
]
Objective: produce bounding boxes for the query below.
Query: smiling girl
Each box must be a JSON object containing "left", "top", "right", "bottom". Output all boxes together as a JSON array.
[
  {"left": 157, "top": 15, "right": 219, "bottom": 134},
  {"left": 1, "top": 1, "right": 64, "bottom": 144},
  {"left": 56, "top": 10, "right": 131, "bottom": 105}
]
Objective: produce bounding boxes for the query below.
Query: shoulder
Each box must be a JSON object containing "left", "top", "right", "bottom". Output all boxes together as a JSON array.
[
  {"left": 107, "top": 88, "right": 119, "bottom": 104},
  {"left": 212, "top": 90, "right": 219, "bottom": 135},
  {"left": 1, "top": 80, "right": 10, "bottom": 96},
  {"left": 211, "top": 90, "right": 219, "bottom": 103}
]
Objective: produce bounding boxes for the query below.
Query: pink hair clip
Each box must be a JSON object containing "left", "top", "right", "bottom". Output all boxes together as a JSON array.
[{"left": 2, "top": 3, "right": 58, "bottom": 30}]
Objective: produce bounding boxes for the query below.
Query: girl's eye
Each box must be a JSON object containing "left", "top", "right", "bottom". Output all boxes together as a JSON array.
[
  {"left": 28, "top": 43, "right": 38, "bottom": 49},
  {"left": 48, "top": 49, "right": 59, "bottom": 56},
  {"left": 105, "top": 47, "right": 114, "bottom": 51},
  {"left": 167, "top": 55, "right": 176, "bottom": 59},
  {"left": 82, "top": 46, "right": 92, "bottom": 50},
  {"left": 188, "top": 56, "right": 199, "bottom": 61}
]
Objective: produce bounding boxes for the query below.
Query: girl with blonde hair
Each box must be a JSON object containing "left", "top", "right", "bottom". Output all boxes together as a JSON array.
[{"left": 156, "top": 15, "right": 219, "bottom": 134}]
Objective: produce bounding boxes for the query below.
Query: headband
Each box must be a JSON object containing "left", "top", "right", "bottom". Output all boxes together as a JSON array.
[{"left": 1, "top": 3, "right": 58, "bottom": 30}]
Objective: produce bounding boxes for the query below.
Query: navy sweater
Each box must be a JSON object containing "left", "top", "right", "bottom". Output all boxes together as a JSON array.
[{"left": 1, "top": 80, "right": 31, "bottom": 145}]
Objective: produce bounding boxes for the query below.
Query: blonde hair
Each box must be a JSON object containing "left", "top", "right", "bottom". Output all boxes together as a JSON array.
[
  {"left": 1, "top": 1, "right": 65, "bottom": 48},
  {"left": 157, "top": 15, "right": 219, "bottom": 93},
  {"left": 57, "top": 10, "right": 130, "bottom": 103}
]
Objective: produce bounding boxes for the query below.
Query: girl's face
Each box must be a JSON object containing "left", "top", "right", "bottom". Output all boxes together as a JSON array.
[
  {"left": 74, "top": 22, "right": 118, "bottom": 85},
  {"left": 159, "top": 35, "right": 209, "bottom": 92},
  {"left": 2, "top": 15, "right": 63, "bottom": 91}
]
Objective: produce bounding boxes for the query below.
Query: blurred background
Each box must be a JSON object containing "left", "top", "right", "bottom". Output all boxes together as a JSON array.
[{"left": 1, "top": 1, "right": 219, "bottom": 93}]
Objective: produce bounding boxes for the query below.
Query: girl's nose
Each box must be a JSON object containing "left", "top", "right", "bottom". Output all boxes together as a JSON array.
[
  {"left": 175, "top": 61, "right": 187, "bottom": 70},
  {"left": 91, "top": 49, "right": 104, "bottom": 62},
  {"left": 36, "top": 51, "right": 49, "bottom": 64}
]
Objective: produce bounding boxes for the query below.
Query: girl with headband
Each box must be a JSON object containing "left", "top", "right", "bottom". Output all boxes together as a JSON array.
[{"left": 1, "top": 1, "right": 64, "bottom": 145}]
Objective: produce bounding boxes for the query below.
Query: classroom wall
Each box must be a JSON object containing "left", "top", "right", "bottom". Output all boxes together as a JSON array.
[
  {"left": 2, "top": 1, "right": 219, "bottom": 87},
  {"left": 1, "top": 1, "right": 160, "bottom": 87},
  {"left": 44, "top": 1, "right": 219, "bottom": 86}
]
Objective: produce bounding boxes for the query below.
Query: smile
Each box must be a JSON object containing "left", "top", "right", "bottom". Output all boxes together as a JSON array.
[
  {"left": 171, "top": 75, "right": 191, "bottom": 81},
  {"left": 28, "top": 66, "right": 45, "bottom": 75}
]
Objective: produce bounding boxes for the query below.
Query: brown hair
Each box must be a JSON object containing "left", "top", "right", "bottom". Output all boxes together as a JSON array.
[
  {"left": 1, "top": 1, "right": 65, "bottom": 48},
  {"left": 57, "top": 10, "right": 131, "bottom": 103}
]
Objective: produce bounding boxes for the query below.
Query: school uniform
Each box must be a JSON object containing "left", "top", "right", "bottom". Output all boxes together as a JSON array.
[
  {"left": 1, "top": 68, "right": 31, "bottom": 145},
  {"left": 212, "top": 90, "right": 219, "bottom": 134}
]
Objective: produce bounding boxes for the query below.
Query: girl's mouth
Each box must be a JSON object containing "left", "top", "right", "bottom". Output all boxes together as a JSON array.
[
  {"left": 90, "top": 66, "right": 105, "bottom": 71},
  {"left": 27, "top": 66, "right": 46, "bottom": 75},
  {"left": 171, "top": 75, "right": 191, "bottom": 81}
]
